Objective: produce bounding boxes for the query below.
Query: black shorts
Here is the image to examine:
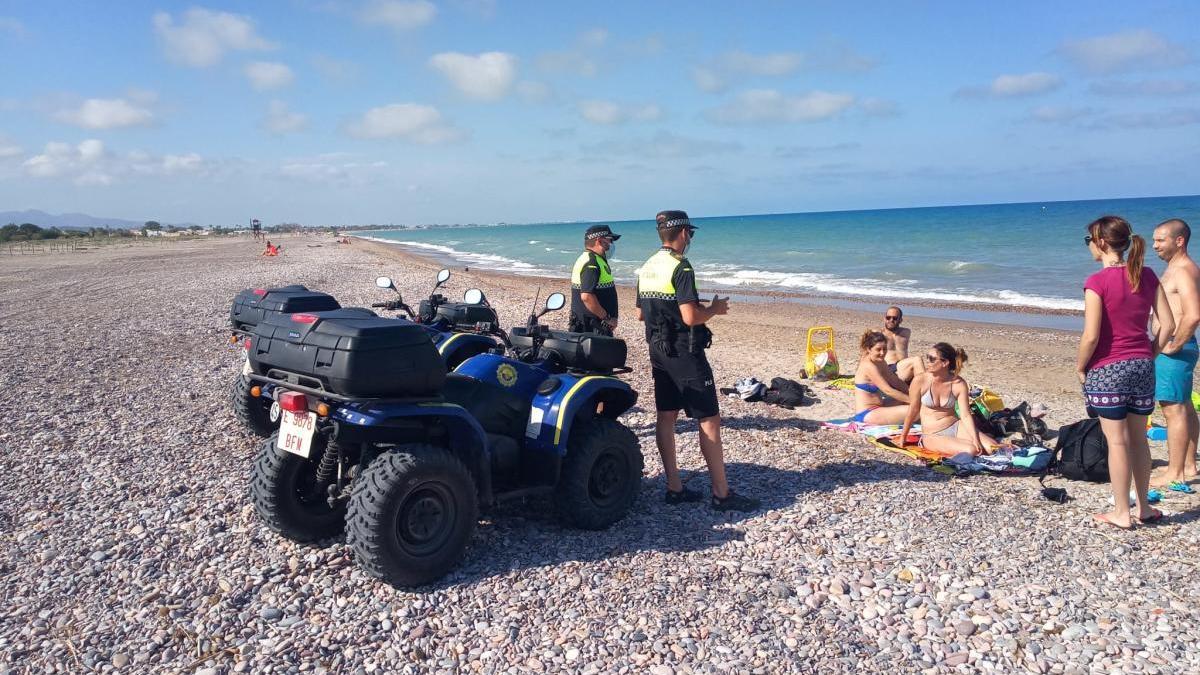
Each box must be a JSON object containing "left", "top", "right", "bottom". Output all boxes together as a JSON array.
[{"left": 650, "top": 346, "right": 719, "bottom": 419}]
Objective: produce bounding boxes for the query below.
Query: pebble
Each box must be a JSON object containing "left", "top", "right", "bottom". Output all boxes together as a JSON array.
[{"left": 2, "top": 237, "right": 1197, "bottom": 675}]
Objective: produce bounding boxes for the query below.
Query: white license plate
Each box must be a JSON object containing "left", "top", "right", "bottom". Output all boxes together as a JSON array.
[{"left": 278, "top": 410, "right": 316, "bottom": 458}]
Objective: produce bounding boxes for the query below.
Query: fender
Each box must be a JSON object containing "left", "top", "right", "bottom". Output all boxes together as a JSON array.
[
  {"left": 332, "top": 400, "right": 494, "bottom": 504},
  {"left": 436, "top": 332, "right": 498, "bottom": 368},
  {"left": 525, "top": 374, "right": 637, "bottom": 455}
]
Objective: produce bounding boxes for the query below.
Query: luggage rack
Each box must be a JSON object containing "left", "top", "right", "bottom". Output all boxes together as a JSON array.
[{"left": 249, "top": 370, "right": 443, "bottom": 405}]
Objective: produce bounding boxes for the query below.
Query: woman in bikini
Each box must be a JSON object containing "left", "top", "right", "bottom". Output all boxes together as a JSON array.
[
  {"left": 900, "top": 342, "right": 996, "bottom": 455},
  {"left": 852, "top": 331, "right": 911, "bottom": 424}
]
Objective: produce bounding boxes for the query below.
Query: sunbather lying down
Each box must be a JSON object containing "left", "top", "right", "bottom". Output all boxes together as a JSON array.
[
  {"left": 852, "top": 331, "right": 911, "bottom": 425},
  {"left": 900, "top": 342, "right": 1000, "bottom": 456}
]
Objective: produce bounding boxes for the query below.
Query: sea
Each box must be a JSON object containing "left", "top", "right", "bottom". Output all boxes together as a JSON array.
[{"left": 360, "top": 195, "right": 1200, "bottom": 327}]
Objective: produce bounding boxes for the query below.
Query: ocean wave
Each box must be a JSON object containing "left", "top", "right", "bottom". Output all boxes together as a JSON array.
[
  {"left": 697, "top": 268, "right": 1083, "bottom": 311},
  {"left": 384, "top": 240, "right": 551, "bottom": 275},
  {"left": 529, "top": 240, "right": 541, "bottom": 244}
]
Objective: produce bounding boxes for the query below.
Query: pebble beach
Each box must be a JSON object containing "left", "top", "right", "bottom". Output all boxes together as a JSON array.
[{"left": 2, "top": 235, "right": 1199, "bottom": 674}]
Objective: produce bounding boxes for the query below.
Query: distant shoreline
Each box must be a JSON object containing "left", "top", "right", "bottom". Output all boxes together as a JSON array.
[{"left": 353, "top": 236, "right": 1084, "bottom": 332}]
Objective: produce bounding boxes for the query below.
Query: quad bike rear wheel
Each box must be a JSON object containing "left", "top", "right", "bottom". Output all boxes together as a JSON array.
[
  {"left": 232, "top": 373, "right": 277, "bottom": 437},
  {"left": 250, "top": 433, "right": 346, "bottom": 544}
]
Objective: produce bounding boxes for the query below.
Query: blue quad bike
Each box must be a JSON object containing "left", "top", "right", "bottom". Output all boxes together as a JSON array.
[
  {"left": 245, "top": 291, "right": 644, "bottom": 587},
  {"left": 229, "top": 268, "right": 499, "bottom": 438}
]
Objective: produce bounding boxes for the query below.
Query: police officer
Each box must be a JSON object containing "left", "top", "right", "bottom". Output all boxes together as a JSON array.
[
  {"left": 569, "top": 224, "right": 620, "bottom": 336},
  {"left": 636, "top": 210, "right": 760, "bottom": 512}
]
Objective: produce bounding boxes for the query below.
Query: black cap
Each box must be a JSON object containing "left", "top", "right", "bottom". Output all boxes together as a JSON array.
[
  {"left": 585, "top": 224, "right": 620, "bottom": 241},
  {"left": 656, "top": 209, "right": 695, "bottom": 231}
]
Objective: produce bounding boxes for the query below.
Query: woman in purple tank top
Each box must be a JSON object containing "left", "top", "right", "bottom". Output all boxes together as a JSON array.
[{"left": 1077, "top": 215, "right": 1176, "bottom": 529}]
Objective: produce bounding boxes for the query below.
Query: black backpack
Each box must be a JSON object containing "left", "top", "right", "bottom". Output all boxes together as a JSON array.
[
  {"left": 1053, "top": 418, "right": 1109, "bottom": 482},
  {"left": 763, "top": 377, "right": 810, "bottom": 409}
]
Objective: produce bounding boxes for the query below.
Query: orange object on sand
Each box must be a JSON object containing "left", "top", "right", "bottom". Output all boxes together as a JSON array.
[{"left": 869, "top": 434, "right": 947, "bottom": 462}]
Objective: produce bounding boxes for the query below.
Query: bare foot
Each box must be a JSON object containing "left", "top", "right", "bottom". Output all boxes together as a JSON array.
[
  {"left": 1150, "top": 471, "right": 1186, "bottom": 488},
  {"left": 1092, "top": 512, "right": 1132, "bottom": 530}
]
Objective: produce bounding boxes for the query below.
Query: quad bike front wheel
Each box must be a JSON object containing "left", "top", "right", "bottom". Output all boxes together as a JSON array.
[
  {"left": 232, "top": 373, "right": 277, "bottom": 438},
  {"left": 250, "top": 433, "right": 346, "bottom": 543},
  {"left": 555, "top": 418, "right": 644, "bottom": 530},
  {"left": 346, "top": 445, "right": 478, "bottom": 587}
]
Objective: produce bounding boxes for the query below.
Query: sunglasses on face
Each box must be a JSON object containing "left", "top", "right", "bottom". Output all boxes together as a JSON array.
[
  {"left": 885, "top": 315, "right": 901, "bottom": 322},
  {"left": 1084, "top": 235, "right": 1093, "bottom": 246},
  {"left": 923, "top": 354, "right": 943, "bottom": 363}
]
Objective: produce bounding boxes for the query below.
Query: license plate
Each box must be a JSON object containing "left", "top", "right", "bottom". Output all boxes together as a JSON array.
[{"left": 278, "top": 410, "right": 316, "bottom": 458}]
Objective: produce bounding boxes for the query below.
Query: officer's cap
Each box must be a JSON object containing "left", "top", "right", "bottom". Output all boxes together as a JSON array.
[
  {"left": 585, "top": 224, "right": 620, "bottom": 241},
  {"left": 655, "top": 210, "right": 696, "bottom": 231}
]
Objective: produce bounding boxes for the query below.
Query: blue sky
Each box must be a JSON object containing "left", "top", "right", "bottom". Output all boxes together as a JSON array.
[{"left": 1, "top": 1, "right": 1198, "bottom": 226}]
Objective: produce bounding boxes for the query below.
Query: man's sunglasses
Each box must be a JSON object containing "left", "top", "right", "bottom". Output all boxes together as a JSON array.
[{"left": 885, "top": 315, "right": 901, "bottom": 321}]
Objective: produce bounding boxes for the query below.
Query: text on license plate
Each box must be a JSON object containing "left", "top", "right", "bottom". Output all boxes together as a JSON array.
[{"left": 279, "top": 410, "right": 316, "bottom": 458}]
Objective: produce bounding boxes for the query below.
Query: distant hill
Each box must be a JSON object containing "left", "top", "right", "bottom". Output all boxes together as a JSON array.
[{"left": 0, "top": 209, "right": 197, "bottom": 230}]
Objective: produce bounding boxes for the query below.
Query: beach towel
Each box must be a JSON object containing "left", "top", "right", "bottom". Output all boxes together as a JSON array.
[
  {"left": 827, "top": 377, "right": 856, "bottom": 391},
  {"left": 868, "top": 434, "right": 945, "bottom": 462}
]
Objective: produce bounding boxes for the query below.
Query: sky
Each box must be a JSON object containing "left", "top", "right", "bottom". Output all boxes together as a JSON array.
[{"left": 1, "top": 1, "right": 1199, "bottom": 226}]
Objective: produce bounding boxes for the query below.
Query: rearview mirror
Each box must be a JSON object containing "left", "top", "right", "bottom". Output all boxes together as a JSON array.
[
  {"left": 545, "top": 292, "right": 566, "bottom": 312},
  {"left": 463, "top": 288, "right": 484, "bottom": 305},
  {"left": 376, "top": 276, "right": 395, "bottom": 290},
  {"left": 436, "top": 268, "right": 451, "bottom": 285}
]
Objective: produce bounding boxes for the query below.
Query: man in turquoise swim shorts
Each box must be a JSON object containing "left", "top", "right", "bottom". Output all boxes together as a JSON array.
[{"left": 1152, "top": 218, "right": 1200, "bottom": 486}]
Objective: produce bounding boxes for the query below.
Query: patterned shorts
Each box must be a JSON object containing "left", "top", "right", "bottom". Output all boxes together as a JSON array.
[{"left": 1084, "top": 358, "right": 1155, "bottom": 419}]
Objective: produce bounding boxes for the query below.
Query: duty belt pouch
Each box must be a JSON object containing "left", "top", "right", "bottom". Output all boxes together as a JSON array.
[
  {"left": 653, "top": 316, "right": 678, "bottom": 357},
  {"left": 689, "top": 325, "right": 713, "bottom": 354}
]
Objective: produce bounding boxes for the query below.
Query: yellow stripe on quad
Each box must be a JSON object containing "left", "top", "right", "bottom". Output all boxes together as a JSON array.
[
  {"left": 438, "top": 333, "right": 466, "bottom": 355},
  {"left": 553, "top": 375, "right": 618, "bottom": 445}
]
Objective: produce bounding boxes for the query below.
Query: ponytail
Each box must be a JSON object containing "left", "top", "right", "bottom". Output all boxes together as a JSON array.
[
  {"left": 1127, "top": 234, "right": 1145, "bottom": 292},
  {"left": 955, "top": 348, "right": 968, "bottom": 374}
]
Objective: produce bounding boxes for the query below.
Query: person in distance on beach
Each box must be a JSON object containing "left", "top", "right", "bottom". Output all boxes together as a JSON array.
[
  {"left": 881, "top": 306, "right": 924, "bottom": 381},
  {"left": 636, "top": 210, "right": 759, "bottom": 512},
  {"left": 1151, "top": 218, "right": 1200, "bottom": 487},
  {"left": 852, "top": 330, "right": 911, "bottom": 425},
  {"left": 1078, "top": 216, "right": 1176, "bottom": 529},
  {"left": 569, "top": 224, "right": 621, "bottom": 336}
]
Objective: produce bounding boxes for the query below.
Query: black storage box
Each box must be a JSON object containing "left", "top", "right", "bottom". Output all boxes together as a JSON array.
[
  {"left": 249, "top": 309, "right": 446, "bottom": 397},
  {"left": 230, "top": 285, "right": 340, "bottom": 331},
  {"left": 511, "top": 328, "right": 627, "bottom": 371},
  {"left": 434, "top": 302, "right": 498, "bottom": 329}
]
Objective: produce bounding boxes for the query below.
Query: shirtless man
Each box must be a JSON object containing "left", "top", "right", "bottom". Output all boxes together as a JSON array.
[
  {"left": 1152, "top": 218, "right": 1200, "bottom": 486},
  {"left": 883, "top": 307, "right": 924, "bottom": 381}
]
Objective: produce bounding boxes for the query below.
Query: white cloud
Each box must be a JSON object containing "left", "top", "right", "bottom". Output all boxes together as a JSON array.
[
  {"left": 429, "top": 52, "right": 517, "bottom": 100},
  {"left": 577, "top": 100, "right": 661, "bottom": 125},
  {"left": 244, "top": 61, "right": 295, "bottom": 90},
  {"left": 23, "top": 139, "right": 209, "bottom": 185},
  {"left": 535, "top": 28, "right": 610, "bottom": 77},
  {"left": 358, "top": 0, "right": 436, "bottom": 31},
  {"left": 957, "top": 72, "right": 1063, "bottom": 98},
  {"left": 312, "top": 54, "right": 359, "bottom": 82},
  {"left": 1059, "top": 29, "right": 1192, "bottom": 75},
  {"left": 516, "top": 81, "right": 553, "bottom": 104},
  {"left": 991, "top": 72, "right": 1062, "bottom": 96},
  {"left": 692, "top": 45, "right": 874, "bottom": 94},
  {"left": 579, "top": 28, "right": 608, "bottom": 48},
  {"left": 705, "top": 89, "right": 856, "bottom": 124},
  {"left": 153, "top": 8, "right": 277, "bottom": 67},
  {"left": 0, "top": 136, "right": 21, "bottom": 158},
  {"left": 263, "top": 100, "right": 307, "bottom": 134},
  {"left": 1028, "top": 105, "right": 1095, "bottom": 124},
  {"left": 859, "top": 98, "right": 900, "bottom": 117},
  {"left": 1095, "top": 108, "right": 1200, "bottom": 129},
  {"left": 346, "top": 103, "right": 464, "bottom": 143},
  {"left": 691, "top": 67, "right": 726, "bottom": 93},
  {"left": 0, "top": 16, "right": 26, "bottom": 37},
  {"left": 1089, "top": 79, "right": 1200, "bottom": 97},
  {"left": 582, "top": 131, "right": 742, "bottom": 159},
  {"left": 277, "top": 157, "right": 389, "bottom": 184},
  {"left": 55, "top": 98, "right": 156, "bottom": 129}
]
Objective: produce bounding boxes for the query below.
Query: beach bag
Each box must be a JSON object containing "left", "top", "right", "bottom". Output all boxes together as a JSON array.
[
  {"left": 804, "top": 326, "right": 839, "bottom": 381},
  {"left": 972, "top": 388, "right": 1005, "bottom": 415},
  {"left": 764, "top": 377, "right": 810, "bottom": 409},
  {"left": 734, "top": 377, "right": 767, "bottom": 402},
  {"left": 1053, "top": 418, "right": 1109, "bottom": 482}
]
